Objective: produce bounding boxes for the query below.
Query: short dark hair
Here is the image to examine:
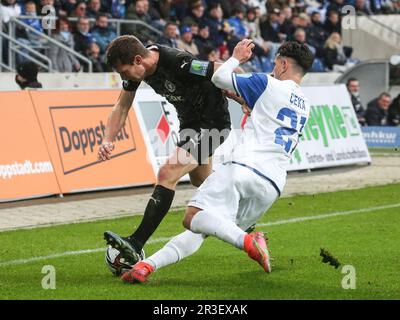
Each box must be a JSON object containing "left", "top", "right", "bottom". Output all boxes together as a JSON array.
[
  {"left": 277, "top": 41, "right": 314, "bottom": 74},
  {"left": 17, "top": 61, "right": 39, "bottom": 82},
  {"left": 346, "top": 77, "right": 358, "bottom": 86},
  {"left": 106, "top": 35, "right": 149, "bottom": 68},
  {"left": 378, "top": 92, "right": 391, "bottom": 99},
  {"left": 96, "top": 12, "right": 109, "bottom": 20},
  {"left": 165, "top": 21, "right": 177, "bottom": 28}
]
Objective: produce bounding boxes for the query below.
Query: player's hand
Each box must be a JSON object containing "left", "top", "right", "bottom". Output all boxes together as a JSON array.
[
  {"left": 241, "top": 104, "right": 252, "bottom": 116},
  {"left": 98, "top": 141, "right": 114, "bottom": 161},
  {"left": 233, "top": 39, "right": 255, "bottom": 64}
]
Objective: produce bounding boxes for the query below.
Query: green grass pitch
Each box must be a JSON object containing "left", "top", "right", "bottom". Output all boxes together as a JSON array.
[{"left": 0, "top": 183, "right": 399, "bottom": 300}]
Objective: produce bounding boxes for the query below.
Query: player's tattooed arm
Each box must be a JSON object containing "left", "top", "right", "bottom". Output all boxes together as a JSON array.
[{"left": 98, "top": 89, "right": 135, "bottom": 161}]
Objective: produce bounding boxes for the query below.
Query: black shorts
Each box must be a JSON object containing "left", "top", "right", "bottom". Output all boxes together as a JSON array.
[{"left": 177, "top": 126, "right": 231, "bottom": 165}]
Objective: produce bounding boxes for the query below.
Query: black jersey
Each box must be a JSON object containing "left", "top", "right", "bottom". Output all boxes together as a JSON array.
[{"left": 122, "top": 45, "right": 231, "bottom": 130}]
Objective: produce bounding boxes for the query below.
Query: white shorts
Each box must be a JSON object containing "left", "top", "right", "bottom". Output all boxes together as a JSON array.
[{"left": 188, "top": 162, "right": 280, "bottom": 231}]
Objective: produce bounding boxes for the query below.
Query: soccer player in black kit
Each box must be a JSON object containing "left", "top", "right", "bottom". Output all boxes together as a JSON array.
[{"left": 98, "top": 35, "right": 234, "bottom": 264}]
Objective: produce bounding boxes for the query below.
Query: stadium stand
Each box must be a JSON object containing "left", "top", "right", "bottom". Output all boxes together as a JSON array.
[{"left": 0, "top": 0, "right": 399, "bottom": 75}]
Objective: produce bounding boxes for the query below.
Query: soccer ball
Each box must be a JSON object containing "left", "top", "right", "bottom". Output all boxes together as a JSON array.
[{"left": 105, "top": 246, "right": 136, "bottom": 276}]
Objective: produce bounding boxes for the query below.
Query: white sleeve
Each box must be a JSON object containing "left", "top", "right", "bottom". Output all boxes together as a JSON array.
[{"left": 211, "top": 57, "right": 240, "bottom": 91}]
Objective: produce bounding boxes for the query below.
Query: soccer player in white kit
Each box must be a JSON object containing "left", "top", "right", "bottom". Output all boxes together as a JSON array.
[{"left": 122, "top": 40, "right": 314, "bottom": 284}]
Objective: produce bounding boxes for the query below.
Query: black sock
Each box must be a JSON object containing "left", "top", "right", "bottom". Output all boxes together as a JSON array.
[{"left": 129, "top": 185, "right": 175, "bottom": 251}]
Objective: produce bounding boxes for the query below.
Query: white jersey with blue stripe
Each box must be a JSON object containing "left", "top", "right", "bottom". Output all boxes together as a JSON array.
[{"left": 228, "top": 73, "right": 310, "bottom": 194}]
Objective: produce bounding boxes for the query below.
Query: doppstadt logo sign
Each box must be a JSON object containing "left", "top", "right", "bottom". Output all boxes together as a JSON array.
[{"left": 50, "top": 105, "right": 136, "bottom": 175}]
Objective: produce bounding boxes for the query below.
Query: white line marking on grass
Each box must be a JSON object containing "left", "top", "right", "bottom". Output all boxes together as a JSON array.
[
  {"left": 1, "top": 203, "right": 399, "bottom": 267},
  {"left": 0, "top": 237, "right": 173, "bottom": 267},
  {"left": 257, "top": 203, "right": 400, "bottom": 227}
]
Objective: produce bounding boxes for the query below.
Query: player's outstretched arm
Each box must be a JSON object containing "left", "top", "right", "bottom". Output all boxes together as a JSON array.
[
  {"left": 98, "top": 89, "right": 135, "bottom": 161},
  {"left": 212, "top": 39, "right": 255, "bottom": 91}
]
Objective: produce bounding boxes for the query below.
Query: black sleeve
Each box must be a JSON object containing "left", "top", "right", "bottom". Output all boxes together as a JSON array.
[
  {"left": 173, "top": 50, "right": 215, "bottom": 82},
  {"left": 122, "top": 80, "right": 141, "bottom": 91}
]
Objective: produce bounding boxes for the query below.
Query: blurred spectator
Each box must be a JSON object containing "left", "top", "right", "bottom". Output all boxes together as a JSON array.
[
  {"left": 293, "top": 27, "right": 326, "bottom": 71},
  {"left": 22, "top": 1, "right": 41, "bottom": 29},
  {"left": 324, "top": 10, "right": 341, "bottom": 35},
  {"left": 214, "top": 0, "right": 233, "bottom": 18},
  {"left": 170, "top": 0, "right": 188, "bottom": 22},
  {"left": 346, "top": 78, "right": 366, "bottom": 126},
  {"left": 182, "top": 0, "right": 205, "bottom": 27},
  {"left": 388, "top": 93, "right": 400, "bottom": 126},
  {"left": 327, "top": 0, "right": 345, "bottom": 13},
  {"left": 227, "top": 7, "right": 249, "bottom": 39},
  {"left": 16, "top": 2, "right": 47, "bottom": 64},
  {"left": 293, "top": 28, "right": 316, "bottom": 56},
  {"left": 15, "top": 61, "right": 42, "bottom": 89},
  {"left": 260, "top": 8, "right": 284, "bottom": 43},
  {"left": 365, "top": 93, "right": 392, "bottom": 126},
  {"left": 50, "top": 17, "right": 81, "bottom": 72},
  {"left": 323, "top": 32, "right": 353, "bottom": 71},
  {"left": 91, "top": 13, "right": 116, "bottom": 55},
  {"left": 190, "top": 23, "right": 199, "bottom": 37},
  {"left": 194, "top": 24, "right": 214, "bottom": 59},
  {"left": 39, "top": 0, "right": 62, "bottom": 17},
  {"left": 307, "top": 11, "right": 328, "bottom": 57},
  {"left": 203, "top": 45, "right": 220, "bottom": 61},
  {"left": 158, "top": 21, "right": 178, "bottom": 48},
  {"left": 151, "top": 0, "right": 173, "bottom": 22},
  {"left": 177, "top": 25, "right": 199, "bottom": 56},
  {"left": 0, "top": 0, "right": 21, "bottom": 24},
  {"left": 297, "top": 12, "right": 311, "bottom": 30},
  {"left": 123, "top": 0, "right": 153, "bottom": 43},
  {"left": 204, "top": 3, "right": 229, "bottom": 47},
  {"left": 243, "top": 7, "right": 263, "bottom": 46},
  {"left": 84, "top": 42, "right": 107, "bottom": 72},
  {"left": 247, "top": 0, "right": 266, "bottom": 15},
  {"left": 218, "top": 43, "right": 230, "bottom": 61},
  {"left": 146, "top": 0, "right": 167, "bottom": 31},
  {"left": 111, "top": 0, "right": 126, "bottom": 19},
  {"left": 279, "top": 5, "right": 293, "bottom": 36},
  {"left": 73, "top": 17, "right": 95, "bottom": 56},
  {"left": 61, "top": 0, "right": 77, "bottom": 16},
  {"left": 87, "top": 0, "right": 102, "bottom": 18},
  {"left": 71, "top": 1, "right": 87, "bottom": 18},
  {"left": 355, "top": 0, "right": 373, "bottom": 15}
]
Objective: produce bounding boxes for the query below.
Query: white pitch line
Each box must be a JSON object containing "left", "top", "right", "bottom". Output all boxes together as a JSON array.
[
  {"left": 257, "top": 203, "right": 400, "bottom": 227},
  {"left": 0, "top": 203, "right": 399, "bottom": 268}
]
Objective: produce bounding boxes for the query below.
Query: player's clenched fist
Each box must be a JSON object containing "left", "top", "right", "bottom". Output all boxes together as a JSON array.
[
  {"left": 232, "top": 39, "right": 255, "bottom": 64},
  {"left": 98, "top": 141, "right": 115, "bottom": 161}
]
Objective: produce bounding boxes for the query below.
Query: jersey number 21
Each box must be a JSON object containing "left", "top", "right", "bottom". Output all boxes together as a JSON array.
[{"left": 274, "top": 107, "right": 306, "bottom": 154}]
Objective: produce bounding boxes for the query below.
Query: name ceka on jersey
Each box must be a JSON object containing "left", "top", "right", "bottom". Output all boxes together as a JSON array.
[{"left": 290, "top": 93, "right": 306, "bottom": 110}]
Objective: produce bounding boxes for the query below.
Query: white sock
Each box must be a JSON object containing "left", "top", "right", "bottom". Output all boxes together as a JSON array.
[
  {"left": 190, "top": 210, "right": 246, "bottom": 250},
  {"left": 143, "top": 230, "right": 206, "bottom": 270}
]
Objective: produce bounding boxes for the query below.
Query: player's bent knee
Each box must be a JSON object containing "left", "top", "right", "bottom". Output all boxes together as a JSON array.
[
  {"left": 183, "top": 207, "right": 201, "bottom": 230},
  {"left": 157, "top": 165, "right": 179, "bottom": 186},
  {"left": 182, "top": 216, "right": 191, "bottom": 230}
]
